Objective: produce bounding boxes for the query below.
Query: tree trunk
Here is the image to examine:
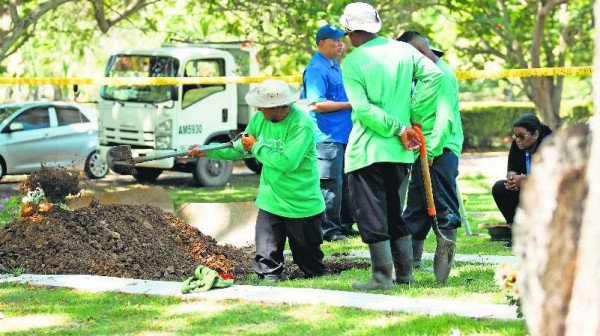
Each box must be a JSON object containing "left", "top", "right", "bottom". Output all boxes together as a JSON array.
[
  {"left": 515, "top": 5, "right": 599, "bottom": 333},
  {"left": 515, "top": 124, "right": 591, "bottom": 335},
  {"left": 524, "top": 76, "right": 562, "bottom": 130},
  {"left": 563, "top": 3, "right": 600, "bottom": 333},
  {"left": 52, "top": 85, "right": 64, "bottom": 101}
]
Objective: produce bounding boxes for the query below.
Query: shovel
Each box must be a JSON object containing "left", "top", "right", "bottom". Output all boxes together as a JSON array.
[
  {"left": 412, "top": 125, "right": 456, "bottom": 284},
  {"left": 107, "top": 135, "right": 242, "bottom": 175}
]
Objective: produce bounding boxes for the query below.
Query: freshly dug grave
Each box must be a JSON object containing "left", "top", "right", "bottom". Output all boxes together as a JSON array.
[{"left": 0, "top": 166, "right": 368, "bottom": 282}]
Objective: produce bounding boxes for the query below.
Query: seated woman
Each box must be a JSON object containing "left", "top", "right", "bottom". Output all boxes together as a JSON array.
[{"left": 492, "top": 113, "right": 553, "bottom": 246}]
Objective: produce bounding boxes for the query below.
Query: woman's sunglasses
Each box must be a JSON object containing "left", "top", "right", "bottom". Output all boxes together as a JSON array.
[{"left": 512, "top": 133, "right": 530, "bottom": 141}]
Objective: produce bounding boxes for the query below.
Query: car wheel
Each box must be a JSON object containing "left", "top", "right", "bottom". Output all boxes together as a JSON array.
[
  {"left": 84, "top": 151, "right": 109, "bottom": 179},
  {"left": 133, "top": 167, "right": 163, "bottom": 182},
  {"left": 193, "top": 157, "right": 233, "bottom": 187},
  {"left": 244, "top": 157, "right": 262, "bottom": 174}
]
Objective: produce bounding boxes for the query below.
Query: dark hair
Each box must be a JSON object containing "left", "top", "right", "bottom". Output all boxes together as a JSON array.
[
  {"left": 513, "top": 113, "right": 553, "bottom": 136},
  {"left": 397, "top": 30, "right": 422, "bottom": 43}
]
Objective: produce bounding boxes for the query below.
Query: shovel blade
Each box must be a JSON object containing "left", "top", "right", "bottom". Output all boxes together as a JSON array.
[
  {"left": 433, "top": 237, "right": 456, "bottom": 284},
  {"left": 107, "top": 145, "right": 137, "bottom": 175},
  {"left": 106, "top": 145, "right": 135, "bottom": 175},
  {"left": 110, "top": 161, "right": 137, "bottom": 175},
  {"left": 108, "top": 145, "right": 133, "bottom": 162}
]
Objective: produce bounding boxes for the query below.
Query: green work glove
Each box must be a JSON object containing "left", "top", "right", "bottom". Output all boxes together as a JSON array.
[{"left": 181, "top": 265, "right": 234, "bottom": 294}]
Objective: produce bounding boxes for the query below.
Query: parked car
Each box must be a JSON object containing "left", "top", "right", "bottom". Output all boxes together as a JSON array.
[{"left": 0, "top": 101, "right": 108, "bottom": 180}]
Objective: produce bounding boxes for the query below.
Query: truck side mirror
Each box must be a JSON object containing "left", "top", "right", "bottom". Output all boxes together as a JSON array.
[{"left": 170, "top": 86, "right": 179, "bottom": 101}]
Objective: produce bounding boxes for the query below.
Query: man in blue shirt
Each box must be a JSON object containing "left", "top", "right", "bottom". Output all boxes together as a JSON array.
[{"left": 301, "top": 24, "right": 356, "bottom": 242}]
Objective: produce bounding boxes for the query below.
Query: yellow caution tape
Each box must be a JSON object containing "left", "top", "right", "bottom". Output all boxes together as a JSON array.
[
  {"left": 455, "top": 66, "right": 593, "bottom": 80},
  {"left": 0, "top": 66, "right": 591, "bottom": 86},
  {"left": 0, "top": 76, "right": 302, "bottom": 86}
]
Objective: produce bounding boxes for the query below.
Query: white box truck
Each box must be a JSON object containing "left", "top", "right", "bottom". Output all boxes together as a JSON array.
[{"left": 96, "top": 42, "right": 260, "bottom": 186}]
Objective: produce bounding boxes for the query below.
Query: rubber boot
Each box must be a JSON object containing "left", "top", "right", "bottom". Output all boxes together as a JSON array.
[
  {"left": 433, "top": 229, "right": 457, "bottom": 284},
  {"left": 391, "top": 236, "right": 415, "bottom": 284},
  {"left": 411, "top": 238, "right": 424, "bottom": 268},
  {"left": 352, "top": 240, "right": 393, "bottom": 290}
]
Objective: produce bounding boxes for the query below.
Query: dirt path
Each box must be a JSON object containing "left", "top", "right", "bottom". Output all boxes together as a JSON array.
[{"left": 0, "top": 162, "right": 256, "bottom": 198}]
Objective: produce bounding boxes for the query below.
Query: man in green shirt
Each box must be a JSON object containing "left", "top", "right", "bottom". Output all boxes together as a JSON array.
[
  {"left": 397, "top": 31, "right": 464, "bottom": 283},
  {"left": 188, "top": 79, "right": 326, "bottom": 281},
  {"left": 339, "top": 2, "right": 443, "bottom": 290}
]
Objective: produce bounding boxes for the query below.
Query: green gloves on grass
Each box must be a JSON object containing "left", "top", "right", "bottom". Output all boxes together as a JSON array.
[{"left": 181, "top": 265, "right": 235, "bottom": 294}]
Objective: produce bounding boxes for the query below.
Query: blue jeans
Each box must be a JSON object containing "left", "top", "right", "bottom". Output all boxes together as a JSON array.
[
  {"left": 316, "top": 142, "right": 354, "bottom": 238},
  {"left": 403, "top": 149, "right": 462, "bottom": 241}
]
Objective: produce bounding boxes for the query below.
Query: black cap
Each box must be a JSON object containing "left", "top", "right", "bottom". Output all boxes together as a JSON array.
[{"left": 397, "top": 30, "right": 445, "bottom": 57}]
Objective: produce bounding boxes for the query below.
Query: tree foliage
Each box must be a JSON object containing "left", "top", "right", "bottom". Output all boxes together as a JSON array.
[
  {"left": 168, "top": 0, "right": 433, "bottom": 75},
  {"left": 162, "top": 0, "right": 352, "bottom": 75},
  {"left": 0, "top": 0, "right": 593, "bottom": 118},
  {"left": 445, "top": 0, "right": 594, "bottom": 127},
  {"left": 0, "top": 0, "right": 151, "bottom": 64}
]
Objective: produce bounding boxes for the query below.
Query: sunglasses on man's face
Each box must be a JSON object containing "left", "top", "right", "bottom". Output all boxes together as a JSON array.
[{"left": 512, "top": 133, "right": 531, "bottom": 141}]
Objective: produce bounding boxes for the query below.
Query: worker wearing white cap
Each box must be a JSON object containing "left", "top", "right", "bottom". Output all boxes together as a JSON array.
[{"left": 339, "top": 2, "right": 444, "bottom": 290}]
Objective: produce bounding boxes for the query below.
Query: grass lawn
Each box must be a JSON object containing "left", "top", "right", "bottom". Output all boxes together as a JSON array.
[
  {"left": 0, "top": 170, "right": 526, "bottom": 335},
  {"left": 0, "top": 283, "right": 525, "bottom": 335}
]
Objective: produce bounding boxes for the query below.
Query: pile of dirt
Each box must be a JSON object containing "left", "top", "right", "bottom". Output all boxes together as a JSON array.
[
  {"left": 0, "top": 166, "right": 368, "bottom": 282},
  {"left": 0, "top": 203, "right": 252, "bottom": 280}
]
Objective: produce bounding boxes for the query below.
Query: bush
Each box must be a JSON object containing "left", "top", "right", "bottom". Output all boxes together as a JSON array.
[
  {"left": 460, "top": 102, "right": 535, "bottom": 150},
  {"left": 459, "top": 100, "right": 592, "bottom": 151},
  {"left": 561, "top": 101, "right": 593, "bottom": 125}
]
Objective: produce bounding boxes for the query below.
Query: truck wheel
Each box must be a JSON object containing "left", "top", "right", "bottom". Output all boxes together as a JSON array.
[
  {"left": 244, "top": 158, "right": 262, "bottom": 174},
  {"left": 133, "top": 167, "right": 163, "bottom": 182},
  {"left": 193, "top": 157, "right": 233, "bottom": 187},
  {"left": 84, "top": 151, "right": 109, "bottom": 179}
]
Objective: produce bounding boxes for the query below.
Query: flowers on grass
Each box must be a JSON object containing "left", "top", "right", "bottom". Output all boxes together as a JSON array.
[
  {"left": 19, "top": 188, "right": 54, "bottom": 217},
  {"left": 0, "top": 194, "right": 22, "bottom": 223},
  {"left": 495, "top": 262, "right": 523, "bottom": 318},
  {"left": 22, "top": 187, "right": 45, "bottom": 204},
  {"left": 0, "top": 189, "right": 53, "bottom": 223}
]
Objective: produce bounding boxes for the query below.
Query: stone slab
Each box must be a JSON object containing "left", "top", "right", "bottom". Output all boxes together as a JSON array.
[
  {"left": 0, "top": 273, "right": 518, "bottom": 320},
  {"left": 347, "top": 251, "right": 518, "bottom": 265}
]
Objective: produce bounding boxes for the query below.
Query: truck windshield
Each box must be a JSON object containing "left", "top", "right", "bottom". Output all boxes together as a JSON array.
[{"left": 100, "top": 55, "right": 180, "bottom": 103}]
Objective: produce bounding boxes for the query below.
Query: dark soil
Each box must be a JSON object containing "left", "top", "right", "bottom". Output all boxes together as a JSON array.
[
  {"left": 0, "top": 166, "right": 368, "bottom": 282},
  {"left": 0, "top": 203, "right": 252, "bottom": 280},
  {"left": 18, "top": 164, "right": 80, "bottom": 203}
]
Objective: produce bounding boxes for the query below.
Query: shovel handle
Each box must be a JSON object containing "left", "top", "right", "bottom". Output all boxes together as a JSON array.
[
  {"left": 412, "top": 126, "right": 455, "bottom": 255},
  {"left": 412, "top": 125, "right": 436, "bottom": 217},
  {"left": 132, "top": 141, "right": 233, "bottom": 164}
]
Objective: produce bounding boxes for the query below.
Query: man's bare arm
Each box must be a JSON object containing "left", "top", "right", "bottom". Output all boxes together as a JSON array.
[{"left": 310, "top": 101, "right": 352, "bottom": 113}]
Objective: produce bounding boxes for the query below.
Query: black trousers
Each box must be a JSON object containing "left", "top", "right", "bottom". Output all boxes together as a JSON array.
[
  {"left": 348, "top": 162, "right": 411, "bottom": 244},
  {"left": 403, "top": 149, "right": 462, "bottom": 240},
  {"left": 492, "top": 180, "right": 520, "bottom": 224},
  {"left": 252, "top": 209, "right": 325, "bottom": 278}
]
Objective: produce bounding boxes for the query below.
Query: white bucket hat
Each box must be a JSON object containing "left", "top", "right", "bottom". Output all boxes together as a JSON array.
[
  {"left": 339, "top": 2, "right": 382, "bottom": 34},
  {"left": 245, "top": 79, "right": 300, "bottom": 108}
]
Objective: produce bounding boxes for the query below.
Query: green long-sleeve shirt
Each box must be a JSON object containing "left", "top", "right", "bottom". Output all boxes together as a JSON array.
[
  {"left": 205, "top": 105, "right": 325, "bottom": 218},
  {"left": 412, "top": 59, "right": 463, "bottom": 159},
  {"left": 341, "top": 37, "right": 443, "bottom": 173}
]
